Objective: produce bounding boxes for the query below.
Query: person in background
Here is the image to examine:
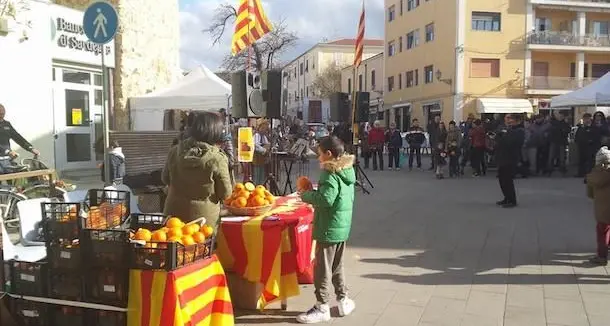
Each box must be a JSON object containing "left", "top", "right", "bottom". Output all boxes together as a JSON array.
[
  {"left": 433, "top": 142, "right": 447, "bottom": 179},
  {"left": 427, "top": 115, "right": 441, "bottom": 170},
  {"left": 469, "top": 119, "right": 487, "bottom": 177},
  {"left": 252, "top": 119, "right": 271, "bottom": 185},
  {"left": 546, "top": 111, "right": 571, "bottom": 176},
  {"left": 586, "top": 146, "right": 610, "bottom": 266},
  {"left": 0, "top": 104, "right": 40, "bottom": 174},
  {"left": 367, "top": 120, "right": 385, "bottom": 171},
  {"left": 297, "top": 136, "right": 356, "bottom": 324},
  {"left": 593, "top": 111, "right": 609, "bottom": 145},
  {"left": 494, "top": 114, "right": 525, "bottom": 208},
  {"left": 358, "top": 123, "right": 371, "bottom": 169},
  {"left": 386, "top": 122, "right": 402, "bottom": 171},
  {"left": 460, "top": 114, "right": 475, "bottom": 175},
  {"left": 526, "top": 115, "right": 550, "bottom": 176},
  {"left": 162, "top": 112, "right": 232, "bottom": 227},
  {"left": 100, "top": 141, "right": 125, "bottom": 184},
  {"left": 218, "top": 109, "right": 235, "bottom": 185},
  {"left": 446, "top": 121, "right": 462, "bottom": 177},
  {"left": 406, "top": 118, "right": 425, "bottom": 170},
  {"left": 575, "top": 113, "right": 603, "bottom": 179}
]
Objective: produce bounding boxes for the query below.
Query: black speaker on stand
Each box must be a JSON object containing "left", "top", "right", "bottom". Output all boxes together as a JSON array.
[
  {"left": 261, "top": 70, "right": 282, "bottom": 119},
  {"left": 355, "top": 91, "right": 370, "bottom": 123},
  {"left": 330, "top": 92, "right": 350, "bottom": 122}
]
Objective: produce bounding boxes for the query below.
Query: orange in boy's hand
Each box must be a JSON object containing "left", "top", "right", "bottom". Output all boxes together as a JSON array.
[{"left": 296, "top": 176, "right": 313, "bottom": 192}]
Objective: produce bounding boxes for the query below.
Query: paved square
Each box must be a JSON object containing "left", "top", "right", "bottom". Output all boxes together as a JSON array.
[{"left": 235, "top": 165, "right": 610, "bottom": 326}]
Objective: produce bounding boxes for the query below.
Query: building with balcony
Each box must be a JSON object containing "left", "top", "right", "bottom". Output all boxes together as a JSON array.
[
  {"left": 282, "top": 39, "right": 383, "bottom": 123},
  {"left": 384, "top": 0, "right": 610, "bottom": 126},
  {"left": 340, "top": 53, "right": 385, "bottom": 125}
]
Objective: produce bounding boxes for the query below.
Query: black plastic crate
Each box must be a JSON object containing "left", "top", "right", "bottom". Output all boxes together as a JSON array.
[
  {"left": 129, "top": 213, "right": 168, "bottom": 232},
  {"left": 41, "top": 202, "right": 82, "bottom": 245},
  {"left": 9, "top": 298, "right": 50, "bottom": 326},
  {"left": 82, "top": 189, "right": 130, "bottom": 229},
  {"left": 84, "top": 268, "right": 129, "bottom": 307},
  {"left": 88, "top": 310, "right": 127, "bottom": 326},
  {"left": 8, "top": 260, "right": 47, "bottom": 297},
  {"left": 81, "top": 229, "right": 130, "bottom": 268},
  {"left": 48, "top": 270, "right": 84, "bottom": 301},
  {"left": 50, "top": 305, "right": 86, "bottom": 326},
  {"left": 46, "top": 244, "right": 82, "bottom": 270},
  {"left": 131, "top": 237, "right": 214, "bottom": 271}
]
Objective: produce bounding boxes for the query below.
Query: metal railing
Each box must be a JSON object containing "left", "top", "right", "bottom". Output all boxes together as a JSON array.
[
  {"left": 527, "top": 31, "right": 610, "bottom": 47},
  {"left": 526, "top": 76, "right": 598, "bottom": 89}
]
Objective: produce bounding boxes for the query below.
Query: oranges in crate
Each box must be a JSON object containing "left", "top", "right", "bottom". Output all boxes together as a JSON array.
[
  {"left": 130, "top": 215, "right": 209, "bottom": 247},
  {"left": 225, "top": 182, "right": 276, "bottom": 209}
]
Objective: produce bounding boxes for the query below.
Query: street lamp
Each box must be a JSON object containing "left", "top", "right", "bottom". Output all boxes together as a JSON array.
[{"left": 435, "top": 69, "right": 453, "bottom": 86}]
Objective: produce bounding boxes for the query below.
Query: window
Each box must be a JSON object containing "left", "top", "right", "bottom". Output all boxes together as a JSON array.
[
  {"left": 470, "top": 58, "right": 500, "bottom": 78},
  {"left": 348, "top": 78, "right": 352, "bottom": 94},
  {"left": 305, "top": 60, "right": 309, "bottom": 72},
  {"left": 388, "top": 5, "right": 395, "bottom": 22},
  {"left": 399, "top": 0, "right": 403, "bottom": 15},
  {"left": 406, "top": 30, "right": 418, "bottom": 49},
  {"left": 472, "top": 12, "right": 501, "bottom": 31},
  {"left": 388, "top": 41, "right": 396, "bottom": 56},
  {"left": 406, "top": 70, "right": 414, "bottom": 87},
  {"left": 415, "top": 69, "right": 419, "bottom": 85},
  {"left": 388, "top": 76, "right": 395, "bottom": 92},
  {"left": 306, "top": 86, "right": 309, "bottom": 97},
  {"left": 294, "top": 90, "right": 297, "bottom": 99},
  {"left": 358, "top": 74, "right": 363, "bottom": 91},
  {"left": 399, "top": 36, "right": 403, "bottom": 52},
  {"left": 407, "top": 0, "right": 419, "bottom": 11},
  {"left": 591, "top": 21, "right": 609, "bottom": 36},
  {"left": 63, "top": 69, "right": 91, "bottom": 84},
  {"left": 300, "top": 63, "right": 304, "bottom": 75},
  {"left": 371, "top": 70, "right": 376, "bottom": 89},
  {"left": 424, "top": 65, "right": 434, "bottom": 84},
  {"left": 300, "top": 89, "right": 303, "bottom": 99},
  {"left": 535, "top": 17, "right": 551, "bottom": 32},
  {"left": 425, "top": 23, "right": 435, "bottom": 42},
  {"left": 398, "top": 73, "right": 403, "bottom": 89},
  {"left": 570, "top": 62, "right": 590, "bottom": 78}
]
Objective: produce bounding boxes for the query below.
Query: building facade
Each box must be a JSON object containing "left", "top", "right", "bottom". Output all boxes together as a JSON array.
[
  {"left": 282, "top": 39, "right": 383, "bottom": 123},
  {"left": 383, "top": 0, "right": 610, "bottom": 126},
  {"left": 340, "top": 53, "right": 387, "bottom": 126},
  {"left": 0, "top": 0, "right": 179, "bottom": 174}
]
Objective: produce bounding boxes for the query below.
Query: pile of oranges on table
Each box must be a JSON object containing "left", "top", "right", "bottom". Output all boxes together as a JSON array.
[
  {"left": 132, "top": 217, "right": 214, "bottom": 246},
  {"left": 224, "top": 182, "right": 276, "bottom": 208}
]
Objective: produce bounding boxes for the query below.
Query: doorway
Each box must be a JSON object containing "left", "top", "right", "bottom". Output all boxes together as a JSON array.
[{"left": 53, "top": 66, "right": 105, "bottom": 171}]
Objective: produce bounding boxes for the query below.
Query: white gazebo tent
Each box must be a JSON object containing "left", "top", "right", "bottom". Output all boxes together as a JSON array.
[
  {"left": 129, "top": 65, "right": 231, "bottom": 131},
  {"left": 551, "top": 72, "right": 610, "bottom": 108}
]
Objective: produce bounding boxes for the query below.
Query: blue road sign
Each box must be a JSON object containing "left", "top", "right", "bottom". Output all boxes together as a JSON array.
[{"left": 83, "top": 1, "right": 118, "bottom": 44}]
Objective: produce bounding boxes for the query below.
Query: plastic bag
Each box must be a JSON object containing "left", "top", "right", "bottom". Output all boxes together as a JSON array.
[{"left": 399, "top": 151, "right": 408, "bottom": 167}]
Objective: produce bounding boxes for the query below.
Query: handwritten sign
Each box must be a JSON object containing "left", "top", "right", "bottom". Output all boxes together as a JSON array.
[{"left": 238, "top": 127, "right": 254, "bottom": 163}]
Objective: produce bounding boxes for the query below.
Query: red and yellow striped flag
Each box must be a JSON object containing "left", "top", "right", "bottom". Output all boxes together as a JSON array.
[
  {"left": 353, "top": 0, "right": 365, "bottom": 67},
  {"left": 231, "top": 0, "right": 273, "bottom": 55}
]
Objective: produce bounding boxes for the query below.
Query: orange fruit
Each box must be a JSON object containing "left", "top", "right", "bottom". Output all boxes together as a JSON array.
[
  {"left": 160, "top": 227, "right": 169, "bottom": 233},
  {"left": 202, "top": 225, "right": 214, "bottom": 237},
  {"left": 189, "top": 224, "right": 200, "bottom": 233},
  {"left": 192, "top": 232, "right": 206, "bottom": 243},
  {"left": 253, "top": 188, "right": 266, "bottom": 197},
  {"left": 223, "top": 198, "right": 232, "bottom": 206},
  {"left": 234, "top": 183, "right": 245, "bottom": 192},
  {"left": 134, "top": 229, "right": 152, "bottom": 241},
  {"left": 266, "top": 195, "right": 275, "bottom": 204},
  {"left": 181, "top": 235, "right": 196, "bottom": 246},
  {"left": 151, "top": 230, "right": 167, "bottom": 242},
  {"left": 264, "top": 190, "right": 272, "bottom": 197},
  {"left": 297, "top": 176, "right": 312, "bottom": 191},
  {"left": 167, "top": 227, "right": 183, "bottom": 238},
  {"left": 263, "top": 200, "right": 270, "bottom": 206},
  {"left": 252, "top": 195, "right": 266, "bottom": 207},
  {"left": 244, "top": 182, "right": 256, "bottom": 192},
  {"left": 167, "top": 236, "right": 182, "bottom": 244},
  {"left": 255, "top": 185, "right": 266, "bottom": 191},
  {"left": 238, "top": 190, "right": 250, "bottom": 199},
  {"left": 166, "top": 217, "right": 184, "bottom": 228},
  {"left": 233, "top": 197, "right": 247, "bottom": 208}
]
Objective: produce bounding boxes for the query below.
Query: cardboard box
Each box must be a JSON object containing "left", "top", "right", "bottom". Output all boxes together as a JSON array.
[{"left": 225, "top": 272, "right": 263, "bottom": 310}]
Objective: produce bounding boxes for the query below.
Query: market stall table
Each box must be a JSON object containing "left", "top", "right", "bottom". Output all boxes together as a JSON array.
[
  {"left": 216, "top": 195, "right": 314, "bottom": 310},
  {"left": 128, "top": 254, "right": 234, "bottom": 326}
]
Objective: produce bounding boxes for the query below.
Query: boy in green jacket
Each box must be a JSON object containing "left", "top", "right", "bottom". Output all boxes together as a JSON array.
[{"left": 296, "top": 136, "right": 356, "bottom": 324}]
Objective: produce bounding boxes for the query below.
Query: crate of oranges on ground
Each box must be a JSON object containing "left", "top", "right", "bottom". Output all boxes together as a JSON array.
[
  {"left": 82, "top": 189, "right": 131, "bottom": 230},
  {"left": 131, "top": 216, "right": 215, "bottom": 271},
  {"left": 224, "top": 182, "right": 276, "bottom": 216}
]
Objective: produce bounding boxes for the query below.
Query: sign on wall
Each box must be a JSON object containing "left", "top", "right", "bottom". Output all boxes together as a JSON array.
[{"left": 49, "top": 4, "right": 115, "bottom": 67}]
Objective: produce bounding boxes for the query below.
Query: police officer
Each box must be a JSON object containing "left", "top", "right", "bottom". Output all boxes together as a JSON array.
[
  {"left": 494, "top": 114, "right": 525, "bottom": 208},
  {"left": 0, "top": 104, "right": 40, "bottom": 173}
]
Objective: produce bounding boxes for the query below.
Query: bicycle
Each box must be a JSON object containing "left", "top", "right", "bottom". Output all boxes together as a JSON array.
[{"left": 0, "top": 154, "right": 70, "bottom": 231}]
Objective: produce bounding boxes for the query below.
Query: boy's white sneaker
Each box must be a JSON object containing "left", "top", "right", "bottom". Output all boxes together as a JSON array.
[
  {"left": 337, "top": 298, "right": 355, "bottom": 317},
  {"left": 296, "top": 304, "right": 331, "bottom": 324}
]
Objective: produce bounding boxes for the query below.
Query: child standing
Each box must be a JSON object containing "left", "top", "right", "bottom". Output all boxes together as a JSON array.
[
  {"left": 297, "top": 136, "right": 356, "bottom": 324},
  {"left": 446, "top": 121, "right": 462, "bottom": 177},
  {"left": 434, "top": 142, "right": 447, "bottom": 179},
  {"left": 586, "top": 146, "right": 610, "bottom": 266}
]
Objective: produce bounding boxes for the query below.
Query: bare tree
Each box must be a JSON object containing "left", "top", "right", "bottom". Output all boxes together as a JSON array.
[
  {"left": 203, "top": 3, "right": 298, "bottom": 71},
  {"left": 312, "top": 62, "right": 345, "bottom": 99}
]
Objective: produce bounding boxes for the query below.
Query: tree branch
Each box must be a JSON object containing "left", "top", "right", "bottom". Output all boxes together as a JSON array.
[{"left": 202, "top": 3, "right": 237, "bottom": 46}]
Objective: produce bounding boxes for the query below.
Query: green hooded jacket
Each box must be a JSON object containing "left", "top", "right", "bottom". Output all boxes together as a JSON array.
[
  {"left": 162, "top": 138, "right": 232, "bottom": 226},
  {"left": 301, "top": 154, "right": 356, "bottom": 243}
]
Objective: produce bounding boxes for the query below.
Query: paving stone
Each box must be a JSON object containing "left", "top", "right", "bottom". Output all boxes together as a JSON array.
[
  {"left": 503, "top": 306, "right": 546, "bottom": 326},
  {"left": 459, "top": 314, "right": 503, "bottom": 326},
  {"left": 419, "top": 297, "right": 466, "bottom": 324},
  {"left": 544, "top": 298, "right": 589, "bottom": 326},
  {"left": 506, "top": 285, "right": 545, "bottom": 310},
  {"left": 464, "top": 291, "right": 505, "bottom": 318},
  {"left": 373, "top": 303, "right": 423, "bottom": 326}
]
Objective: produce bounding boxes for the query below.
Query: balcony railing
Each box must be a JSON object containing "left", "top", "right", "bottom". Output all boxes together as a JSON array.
[
  {"left": 527, "top": 31, "right": 610, "bottom": 47},
  {"left": 526, "top": 76, "right": 598, "bottom": 90}
]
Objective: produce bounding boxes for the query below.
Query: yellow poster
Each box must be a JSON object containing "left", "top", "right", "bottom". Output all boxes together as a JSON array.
[
  {"left": 71, "top": 108, "right": 82, "bottom": 125},
  {"left": 238, "top": 127, "right": 254, "bottom": 163}
]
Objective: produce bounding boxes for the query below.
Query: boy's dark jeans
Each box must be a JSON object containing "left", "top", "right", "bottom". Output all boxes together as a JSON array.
[
  {"left": 408, "top": 146, "right": 422, "bottom": 168},
  {"left": 371, "top": 147, "right": 384, "bottom": 170},
  {"left": 314, "top": 241, "right": 348, "bottom": 304},
  {"left": 597, "top": 222, "right": 610, "bottom": 259},
  {"left": 388, "top": 147, "right": 400, "bottom": 168},
  {"left": 449, "top": 155, "right": 460, "bottom": 175}
]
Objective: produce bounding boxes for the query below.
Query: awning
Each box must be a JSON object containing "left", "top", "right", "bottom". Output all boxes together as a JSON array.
[{"left": 476, "top": 98, "right": 534, "bottom": 114}]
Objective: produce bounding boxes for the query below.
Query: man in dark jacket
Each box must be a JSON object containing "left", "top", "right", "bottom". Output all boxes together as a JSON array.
[
  {"left": 546, "top": 111, "right": 571, "bottom": 175},
  {"left": 495, "top": 114, "right": 525, "bottom": 208},
  {"left": 406, "top": 118, "right": 425, "bottom": 170},
  {"left": 427, "top": 114, "right": 441, "bottom": 170},
  {"left": 0, "top": 104, "right": 40, "bottom": 174},
  {"left": 469, "top": 119, "right": 487, "bottom": 176},
  {"left": 386, "top": 122, "right": 403, "bottom": 170},
  {"left": 575, "top": 113, "right": 603, "bottom": 178}
]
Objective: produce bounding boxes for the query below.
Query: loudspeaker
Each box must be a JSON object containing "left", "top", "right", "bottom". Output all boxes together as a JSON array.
[
  {"left": 261, "top": 70, "right": 282, "bottom": 118},
  {"left": 355, "top": 91, "right": 370, "bottom": 123},
  {"left": 231, "top": 71, "right": 248, "bottom": 118},
  {"left": 330, "top": 92, "right": 350, "bottom": 121}
]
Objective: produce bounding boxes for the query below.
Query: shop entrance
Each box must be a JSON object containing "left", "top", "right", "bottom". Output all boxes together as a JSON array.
[{"left": 52, "top": 66, "right": 104, "bottom": 171}]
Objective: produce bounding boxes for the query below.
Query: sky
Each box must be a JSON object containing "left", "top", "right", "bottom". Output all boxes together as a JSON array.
[{"left": 179, "top": 0, "right": 384, "bottom": 71}]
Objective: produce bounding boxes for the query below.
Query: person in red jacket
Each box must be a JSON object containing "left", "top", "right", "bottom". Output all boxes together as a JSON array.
[
  {"left": 368, "top": 120, "right": 385, "bottom": 170},
  {"left": 469, "top": 119, "right": 487, "bottom": 176}
]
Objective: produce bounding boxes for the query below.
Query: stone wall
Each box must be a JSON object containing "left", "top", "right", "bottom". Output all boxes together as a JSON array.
[{"left": 54, "top": 0, "right": 181, "bottom": 130}]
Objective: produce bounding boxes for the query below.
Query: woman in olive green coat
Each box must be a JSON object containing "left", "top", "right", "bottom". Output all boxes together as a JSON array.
[{"left": 162, "top": 112, "right": 232, "bottom": 227}]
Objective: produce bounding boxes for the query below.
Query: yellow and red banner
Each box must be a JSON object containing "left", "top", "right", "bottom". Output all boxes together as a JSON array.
[
  {"left": 217, "top": 197, "right": 314, "bottom": 309},
  {"left": 353, "top": 0, "right": 365, "bottom": 67},
  {"left": 128, "top": 255, "right": 234, "bottom": 326},
  {"left": 237, "top": 127, "right": 254, "bottom": 163},
  {"left": 231, "top": 0, "right": 273, "bottom": 55}
]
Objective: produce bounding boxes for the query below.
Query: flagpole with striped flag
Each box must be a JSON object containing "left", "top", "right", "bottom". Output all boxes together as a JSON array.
[{"left": 352, "top": 0, "right": 365, "bottom": 146}]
